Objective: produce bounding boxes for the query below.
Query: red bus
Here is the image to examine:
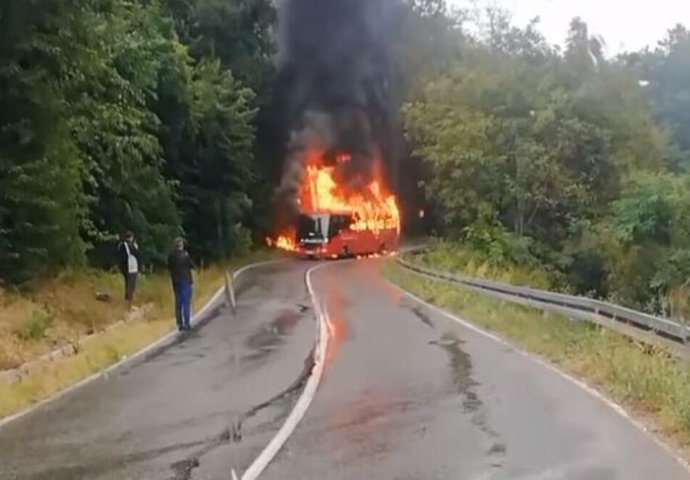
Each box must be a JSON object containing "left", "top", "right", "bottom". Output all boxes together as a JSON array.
[{"left": 295, "top": 211, "right": 399, "bottom": 259}]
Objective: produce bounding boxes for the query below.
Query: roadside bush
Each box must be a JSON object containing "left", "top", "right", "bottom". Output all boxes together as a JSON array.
[
  {"left": 15, "top": 310, "right": 53, "bottom": 341},
  {"left": 415, "top": 239, "right": 556, "bottom": 289}
]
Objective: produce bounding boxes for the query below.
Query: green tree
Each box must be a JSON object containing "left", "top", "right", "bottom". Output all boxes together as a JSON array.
[
  {"left": 164, "top": 0, "right": 275, "bottom": 245},
  {"left": 162, "top": 60, "right": 256, "bottom": 260},
  {"left": 607, "top": 174, "right": 690, "bottom": 309},
  {"left": 0, "top": 0, "right": 88, "bottom": 283},
  {"left": 403, "top": 13, "right": 672, "bottom": 306},
  {"left": 69, "top": 0, "right": 181, "bottom": 265},
  {"left": 165, "top": 0, "right": 276, "bottom": 93},
  {"left": 0, "top": 0, "right": 272, "bottom": 283}
]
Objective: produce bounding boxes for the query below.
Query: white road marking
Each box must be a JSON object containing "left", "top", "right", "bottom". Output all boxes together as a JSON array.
[
  {"left": 0, "top": 259, "right": 284, "bottom": 430},
  {"left": 240, "top": 261, "right": 336, "bottom": 480},
  {"left": 389, "top": 279, "right": 690, "bottom": 474}
]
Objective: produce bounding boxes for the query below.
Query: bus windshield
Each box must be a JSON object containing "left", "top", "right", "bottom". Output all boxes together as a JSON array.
[{"left": 297, "top": 214, "right": 330, "bottom": 241}]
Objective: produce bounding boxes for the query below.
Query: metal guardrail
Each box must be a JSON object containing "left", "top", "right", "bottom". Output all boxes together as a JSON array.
[{"left": 396, "top": 257, "right": 690, "bottom": 345}]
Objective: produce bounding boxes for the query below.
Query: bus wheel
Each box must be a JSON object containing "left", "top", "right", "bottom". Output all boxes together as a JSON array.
[{"left": 342, "top": 246, "right": 350, "bottom": 258}]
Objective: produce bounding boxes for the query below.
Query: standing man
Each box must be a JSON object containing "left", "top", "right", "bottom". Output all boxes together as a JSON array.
[
  {"left": 117, "top": 231, "right": 139, "bottom": 311},
  {"left": 167, "top": 237, "right": 194, "bottom": 331}
]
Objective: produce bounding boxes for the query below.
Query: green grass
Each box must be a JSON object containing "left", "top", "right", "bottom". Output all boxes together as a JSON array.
[
  {"left": 412, "top": 240, "right": 558, "bottom": 289},
  {"left": 14, "top": 310, "right": 53, "bottom": 341},
  {"left": 383, "top": 260, "right": 690, "bottom": 449},
  {"left": 0, "top": 250, "right": 279, "bottom": 419}
]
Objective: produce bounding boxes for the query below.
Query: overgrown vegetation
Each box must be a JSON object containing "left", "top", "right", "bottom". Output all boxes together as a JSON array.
[
  {"left": 0, "top": 269, "right": 166, "bottom": 370},
  {"left": 383, "top": 261, "right": 690, "bottom": 447},
  {"left": 413, "top": 240, "right": 558, "bottom": 289},
  {"left": 404, "top": 8, "right": 690, "bottom": 318}
]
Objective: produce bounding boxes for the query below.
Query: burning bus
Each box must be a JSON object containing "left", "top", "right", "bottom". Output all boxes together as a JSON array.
[
  {"left": 294, "top": 209, "right": 399, "bottom": 259},
  {"left": 270, "top": 152, "right": 401, "bottom": 259},
  {"left": 268, "top": 0, "right": 401, "bottom": 259}
]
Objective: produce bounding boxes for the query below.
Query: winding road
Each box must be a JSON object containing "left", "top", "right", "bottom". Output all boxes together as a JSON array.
[{"left": 0, "top": 259, "right": 688, "bottom": 479}]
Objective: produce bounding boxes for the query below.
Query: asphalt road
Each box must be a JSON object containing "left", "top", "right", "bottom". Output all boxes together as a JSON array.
[
  {"left": 1, "top": 258, "right": 688, "bottom": 479},
  {"left": 0, "top": 261, "right": 317, "bottom": 480},
  {"left": 262, "top": 259, "right": 689, "bottom": 480}
]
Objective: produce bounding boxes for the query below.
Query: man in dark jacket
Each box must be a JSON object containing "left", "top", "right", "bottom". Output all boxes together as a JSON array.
[
  {"left": 167, "top": 237, "right": 195, "bottom": 331},
  {"left": 117, "top": 231, "right": 139, "bottom": 310}
]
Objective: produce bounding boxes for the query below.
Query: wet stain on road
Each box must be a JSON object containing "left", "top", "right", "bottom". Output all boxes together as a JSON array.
[
  {"left": 321, "top": 395, "right": 418, "bottom": 467},
  {"left": 23, "top": 439, "right": 209, "bottom": 480},
  {"left": 409, "top": 305, "right": 435, "bottom": 329},
  {"left": 243, "top": 310, "right": 304, "bottom": 363},
  {"left": 164, "top": 346, "right": 316, "bottom": 480},
  {"left": 161, "top": 300, "right": 315, "bottom": 477},
  {"left": 167, "top": 352, "right": 207, "bottom": 367},
  {"left": 431, "top": 332, "right": 507, "bottom": 464},
  {"left": 232, "top": 348, "right": 315, "bottom": 441},
  {"left": 169, "top": 429, "right": 231, "bottom": 480}
]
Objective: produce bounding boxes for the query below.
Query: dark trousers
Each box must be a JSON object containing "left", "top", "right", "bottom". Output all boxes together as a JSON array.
[
  {"left": 124, "top": 273, "right": 138, "bottom": 301},
  {"left": 174, "top": 282, "right": 193, "bottom": 329}
]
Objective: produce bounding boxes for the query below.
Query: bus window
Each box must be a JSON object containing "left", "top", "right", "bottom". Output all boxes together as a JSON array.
[
  {"left": 329, "top": 214, "right": 353, "bottom": 237},
  {"left": 341, "top": 215, "right": 353, "bottom": 230},
  {"left": 328, "top": 215, "right": 341, "bottom": 238}
]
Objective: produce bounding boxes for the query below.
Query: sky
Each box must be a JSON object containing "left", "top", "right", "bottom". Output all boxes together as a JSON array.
[{"left": 450, "top": 0, "right": 690, "bottom": 54}]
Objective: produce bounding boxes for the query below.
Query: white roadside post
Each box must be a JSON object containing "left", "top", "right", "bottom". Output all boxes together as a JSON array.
[{"left": 225, "top": 270, "right": 237, "bottom": 316}]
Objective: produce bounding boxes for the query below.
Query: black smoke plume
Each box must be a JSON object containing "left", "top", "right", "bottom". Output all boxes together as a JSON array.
[{"left": 271, "top": 0, "right": 400, "bottom": 226}]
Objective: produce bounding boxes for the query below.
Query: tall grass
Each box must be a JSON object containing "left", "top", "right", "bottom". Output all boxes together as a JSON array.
[
  {"left": 0, "top": 270, "right": 171, "bottom": 370},
  {"left": 413, "top": 240, "right": 557, "bottom": 289},
  {"left": 383, "top": 261, "right": 690, "bottom": 449}
]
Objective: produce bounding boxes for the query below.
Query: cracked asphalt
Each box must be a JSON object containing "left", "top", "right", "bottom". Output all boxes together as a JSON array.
[
  {"left": 261, "top": 260, "right": 689, "bottom": 480},
  {"left": 0, "top": 261, "right": 316, "bottom": 480},
  {"left": 1, "top": 258, "right": 689, "bottom": 479}
]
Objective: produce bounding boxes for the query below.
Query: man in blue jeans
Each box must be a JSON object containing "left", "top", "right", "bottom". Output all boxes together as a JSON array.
[{"left": 167, "top": 237, "right": 195, "bottom": 331}]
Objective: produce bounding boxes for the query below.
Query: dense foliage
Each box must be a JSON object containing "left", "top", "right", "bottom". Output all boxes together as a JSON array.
[
  {"left": 404, "top": 10, "right": 690, "bottom": 318},
  {"left": 0, "top": 0, "right": 272, "bottom": 283},
  {"left": 2, "top": 0, "right": 689, "bottom": 320},
  {"left": 0, "top": 0, "right": 460, "bottom": 284}
]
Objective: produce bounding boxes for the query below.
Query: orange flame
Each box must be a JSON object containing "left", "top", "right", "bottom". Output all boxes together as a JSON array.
[
  {"left": 266, "top": 232, "right": 297, "bottom": 252},
  {"left": 302, "top": 164, "right": 400, "bottom": 233},
  {"left": 268, "top": 149, "right": 400, "bottom": 249}
]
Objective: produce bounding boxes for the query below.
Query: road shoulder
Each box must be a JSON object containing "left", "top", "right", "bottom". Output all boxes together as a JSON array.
[{"left": 383, "top": 260, "right": 690, "bottom": 472}]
